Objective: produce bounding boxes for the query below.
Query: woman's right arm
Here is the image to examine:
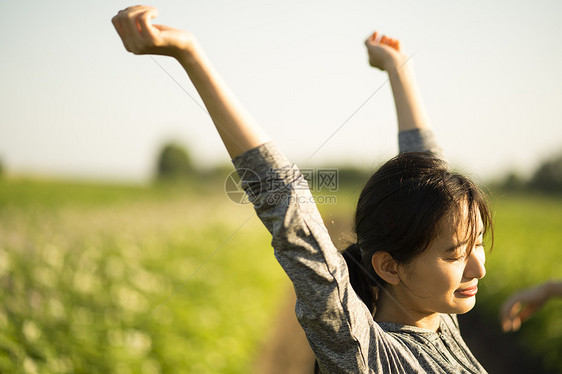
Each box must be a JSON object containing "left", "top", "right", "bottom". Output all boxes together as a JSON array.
[
  {"left": 113, "top": 7, "right": 390, "bottom": 371},
  {"left": 365, "top": 32, "right": 441, "bottom": 155},
  {"left": 231, "top": 142, "right": 425, "bottom": 373},
  {"left": 111, "top": 5, "right": 270, "bottom": 159}
]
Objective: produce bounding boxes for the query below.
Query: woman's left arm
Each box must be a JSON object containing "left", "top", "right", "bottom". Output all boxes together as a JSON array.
[{"left": 364, "top": 32, "right": 441, "bottom": 155}]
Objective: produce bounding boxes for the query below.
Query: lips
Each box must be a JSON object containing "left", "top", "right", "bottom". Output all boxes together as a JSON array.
[{"left": 455, "top": 285, "right": 478, "bottom": 297}]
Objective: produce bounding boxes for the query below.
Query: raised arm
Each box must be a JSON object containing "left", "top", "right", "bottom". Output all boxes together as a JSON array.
[
  {"left": 111, "top": 5, "right": 270, "bottom": 158},
  {"left": 113, "top": 8, "right": 421, "bottom": 371},
  {"left": 364, "top": 32, "right": 441, "bottom": 155},
  {"left": 365, "top": 32, "right": 430, "bottom": 132}
]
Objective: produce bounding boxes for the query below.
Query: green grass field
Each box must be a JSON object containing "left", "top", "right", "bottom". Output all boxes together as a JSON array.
[
  {"left": 476, "top": 192, "right": 562, "bottom": 372},
  {"left": 0, "top": 178, "right": 289, "bottom": 373},
  {"left": 0, "top": 178, "right": 560, "bottom": 373}
]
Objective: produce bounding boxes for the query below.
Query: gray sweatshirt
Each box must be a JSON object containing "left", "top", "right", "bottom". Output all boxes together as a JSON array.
[{"left": 232, "top": 129, "right": 487, "bottom": 373}]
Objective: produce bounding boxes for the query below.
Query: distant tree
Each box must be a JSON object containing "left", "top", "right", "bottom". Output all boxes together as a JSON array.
[
  {"left": 529, "top": 154, "right": 562, "bottom": 193},
  {"left": 336, "top": 166, "right": 371, "bottom": 188},
  {"left": 0, "top": 158, "right": 4, "bottom": 178},
  {"left": 156, "top": 143, "right": 194, "bottom": 180},
  {"left": 501, "top": 172, "right": 526, "bottom": 192}
]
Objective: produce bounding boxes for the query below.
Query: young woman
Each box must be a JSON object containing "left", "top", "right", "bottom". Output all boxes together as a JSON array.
[{"left": 112, "top": 6, "right": 492, "bottom": 373}]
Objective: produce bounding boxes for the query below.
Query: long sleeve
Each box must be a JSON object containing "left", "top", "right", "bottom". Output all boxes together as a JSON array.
[
  {"left": 231, "top": 143, "right": 433, "bottom": 373},
  {"left": 398, "top": 128, "right": 443, "bottom": 157},
  {"left": 232, "top": 143, "right": 383, "bottom": 373},
  {"left": 231, "top": 142, "right": 484, "bottom": 373}
]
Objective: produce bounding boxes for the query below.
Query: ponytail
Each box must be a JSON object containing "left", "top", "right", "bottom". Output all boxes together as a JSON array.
[{"left": 341, "top": 243, "right": 378, "bottom": 315}]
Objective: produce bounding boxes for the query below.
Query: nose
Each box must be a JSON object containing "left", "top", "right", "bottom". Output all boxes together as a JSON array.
[{"left": 464, "top": 247, "right": 486, "bottom": 280}]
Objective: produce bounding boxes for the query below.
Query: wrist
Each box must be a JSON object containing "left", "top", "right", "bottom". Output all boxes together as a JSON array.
[
  {"left": 384, "top": 55, "right": 409, "bottom": 75},
  {"left": 173, "top": 38, "right": 204, "bottom": 65},
  {"left": 386, "top": 60, "right": 415, "bottom": 87}
]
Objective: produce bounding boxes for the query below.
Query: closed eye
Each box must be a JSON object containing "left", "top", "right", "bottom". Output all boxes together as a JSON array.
[
  {"left": 446, "top": 248, "right": 467, "bottom": 262},
  {"left": 448, "top": 255, "right": 466, "bottom": 262}
]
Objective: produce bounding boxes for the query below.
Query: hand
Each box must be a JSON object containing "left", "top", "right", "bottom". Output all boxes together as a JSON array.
[
  {"left": 500, "top": 283, "right": 551, "bottom": 332},
  {"left": 364, "top": 31, "right": 407, "bottom": 72},
  {"left": 111, "top": 5, "right": 197, "bottom": 59}
]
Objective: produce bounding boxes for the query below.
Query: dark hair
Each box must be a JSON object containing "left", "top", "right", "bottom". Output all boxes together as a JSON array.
[
  {"left": 342, "top": 243, "right": 377, "bottom": 313},
  {"left": 345, "top": 152, "right": 493, "bottom": 302}
]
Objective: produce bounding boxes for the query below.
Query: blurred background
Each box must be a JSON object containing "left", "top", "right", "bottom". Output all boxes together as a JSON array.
[{"left": 0, "top": 0, "right": 561, "bottom": 373}]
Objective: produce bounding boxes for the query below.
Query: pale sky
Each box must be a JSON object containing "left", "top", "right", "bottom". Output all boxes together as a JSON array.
[{"left": 1, "top": 0, "right": 561, "bottom": 182}]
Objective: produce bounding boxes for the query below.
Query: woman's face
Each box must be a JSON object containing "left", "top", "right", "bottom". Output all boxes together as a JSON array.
[{"left": 396, "top": 208, "right": 487, "bottom": 316}]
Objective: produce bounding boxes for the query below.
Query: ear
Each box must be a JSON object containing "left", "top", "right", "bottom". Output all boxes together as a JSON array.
[{"left": 371, "top": 251, "right": 400, "bottom": 285}]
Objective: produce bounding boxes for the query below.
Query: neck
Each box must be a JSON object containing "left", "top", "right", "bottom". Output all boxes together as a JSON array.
[{"left": 374, "top": 287, "right": 441, "bottom": 331}]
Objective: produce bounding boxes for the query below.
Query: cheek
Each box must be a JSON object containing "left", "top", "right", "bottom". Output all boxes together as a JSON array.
[
  {"left": 435, "top": 262, "right": 466, "bottom": 289},
  {"left": 405, "top": 261, "right": 462, "bottom": 293}
]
